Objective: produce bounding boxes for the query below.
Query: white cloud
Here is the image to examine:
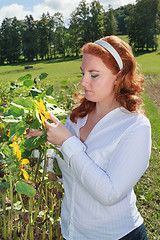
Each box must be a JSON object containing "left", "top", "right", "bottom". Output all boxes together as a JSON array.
[
  {"left": 0, "top": 4, "right": 31, "bottom": 23},
  {"left": 33, "top": 0, "right": 83, "bottom": 24}
]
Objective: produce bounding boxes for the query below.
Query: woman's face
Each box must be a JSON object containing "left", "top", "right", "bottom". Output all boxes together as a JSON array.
[{"left": 80, "top": 54, "right": 118, "bottom": 105}]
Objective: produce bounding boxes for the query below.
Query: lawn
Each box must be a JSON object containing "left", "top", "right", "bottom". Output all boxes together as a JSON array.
[{"left": 0, "top": 58, "right": 82, "bottom": 86}]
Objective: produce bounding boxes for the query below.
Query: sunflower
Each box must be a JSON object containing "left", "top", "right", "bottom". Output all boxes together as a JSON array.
[
  {"left": 9, "top": 142, "right": 29, "bottom": 180},
  {"left": 35, "top": 98, "right": 50, "bottom": 126}
]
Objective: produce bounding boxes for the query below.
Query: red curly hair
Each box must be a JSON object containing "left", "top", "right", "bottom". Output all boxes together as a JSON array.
[{"left": 70, "top": 35, "right": 145, "bottom": 123}]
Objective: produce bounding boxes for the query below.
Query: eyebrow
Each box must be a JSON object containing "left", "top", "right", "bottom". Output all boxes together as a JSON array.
[{"left": 80, "top": 67, "right": 100, "bottom": 72}]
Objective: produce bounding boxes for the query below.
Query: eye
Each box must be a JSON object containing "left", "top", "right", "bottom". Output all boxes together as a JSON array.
[
  {"left": 81, "top": 72, "right": 84, "bottom": 77},
  {"left": 91, "top": 73, "right": 99, "bottom": 78},
  {"left": 81, "top": 71, "right": 84, "bottom": 77}
]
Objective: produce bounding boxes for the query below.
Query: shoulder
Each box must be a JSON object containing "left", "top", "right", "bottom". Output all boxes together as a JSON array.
[{"left": 119, "top": 108, "right": 151, "bottom": 136}]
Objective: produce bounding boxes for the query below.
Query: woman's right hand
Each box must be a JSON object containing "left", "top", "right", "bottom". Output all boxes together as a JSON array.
[{"left": 26, "top": 128, "right": 43, "bottom": 139}]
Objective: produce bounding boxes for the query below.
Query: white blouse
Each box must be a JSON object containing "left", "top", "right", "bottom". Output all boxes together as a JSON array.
[{"left": 57, "top": 107, "right": 151, "bottom": 240}]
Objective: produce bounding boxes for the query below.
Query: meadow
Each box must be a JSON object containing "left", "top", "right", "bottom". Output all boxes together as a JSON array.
[{"left": 0, "top": 37, "right": 160, "bottom": 239}]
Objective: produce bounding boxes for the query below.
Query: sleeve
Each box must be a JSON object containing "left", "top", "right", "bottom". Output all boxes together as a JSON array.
[{"left": 60, "top": 120, "right": 152, "bottom": 206}]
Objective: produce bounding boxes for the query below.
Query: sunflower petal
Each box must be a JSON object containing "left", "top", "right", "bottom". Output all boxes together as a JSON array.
[
  {"left": 45, "top": 112, "right": 50, "bottom": 119},
  {"left": 21, "top": 159, "right": 29, "bottom": 165},
  {"left": 21, "top": 169, "right": 29, "bottom": 180}
]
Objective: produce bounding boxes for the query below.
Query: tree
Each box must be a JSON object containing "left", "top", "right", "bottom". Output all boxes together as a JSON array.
[
  {"left": 21, "top": 15, "right": 38, "bottom": 61},
  {"left": 89, "top": 0, "right": 104, "bottom": 41},
  {"left": 69, "top": 0, "right": 90, "bottom": 56},
  {"left": 46, "top": 12, "right": 55, "bottom": 59},
  {"left": 53, "top": 12, "right": 65, "bottom": 58},
  {"left": 0, "top": 17, "right": 21, "bottom": 63},
  {"left": 69, "top": 10, "right": 81, "bottom": 56},
  {"left": 104, "top": 5, "right": 118, "bottom": 36},
  {"left": 114, "top": 4, "right": 134, "bottom": 35},
  {"left": 127, "top": 0, "right": 159, "bottom": 51},
  {"left": 37, "top": 14, "right": 49, "bottom": 60}
]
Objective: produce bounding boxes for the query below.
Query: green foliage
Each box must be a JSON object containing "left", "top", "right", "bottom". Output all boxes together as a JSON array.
[
  {"left": 127, "top": 0, "right": 159, "bottom": 50},
  {"left": 0, "top": 72, "right": 68, "bottom": 239},
  {"left": 16, "top": 181, "right": 36, "bottom": 196},
  {"left": 104, "top": 6, "right": 118, "bottom": 36},
  {"left": 134, "top": 93, "right": 160, "bottom": 239}
]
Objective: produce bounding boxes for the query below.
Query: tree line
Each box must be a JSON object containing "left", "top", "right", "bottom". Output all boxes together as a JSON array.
[{"left": 0, "top": 0, "right": 159, "bottom": 64}]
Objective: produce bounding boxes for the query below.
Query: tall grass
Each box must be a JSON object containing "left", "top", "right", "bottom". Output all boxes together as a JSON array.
[{"left": 135, "top": 94, "right": 160, "bottom": 239}]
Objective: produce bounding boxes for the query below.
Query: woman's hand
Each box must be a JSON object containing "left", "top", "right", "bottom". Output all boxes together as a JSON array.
[
  {"left": 26, "top": 128, "right": 43, "bottom": 139},
  {"left": 45, "top": 114, "right": 72, "bottom": 146}
]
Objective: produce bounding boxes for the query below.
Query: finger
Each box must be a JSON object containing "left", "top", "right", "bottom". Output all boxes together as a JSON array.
[
  {"left": 44, "top": 119, "right": 50, "bottom": 129},
  {"left": 26, "top": 129, "right": 42, "bottom": 138},
  {"left": 44, "top": 119, "right": 56, "bottom": 129},
  {"left": 50, "top": 113, "right": 59, "bottom": 124}
]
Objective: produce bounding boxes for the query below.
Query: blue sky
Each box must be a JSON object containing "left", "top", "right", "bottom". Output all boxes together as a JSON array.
[
  {"left": 0, "top": 0, "right": 44, "bottom": 10},
  {"left": 0, "top": 0, "right": 136, "bottom": 26}
]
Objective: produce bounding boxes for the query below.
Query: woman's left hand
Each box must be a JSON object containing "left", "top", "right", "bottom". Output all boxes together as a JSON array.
[{"left": 45, "top": 113, "right": 72, "bottom": 146}]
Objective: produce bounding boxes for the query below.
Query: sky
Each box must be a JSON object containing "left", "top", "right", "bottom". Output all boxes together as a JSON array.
[{"left": 0, "top": 0, "right": 136, "bottom": 26}]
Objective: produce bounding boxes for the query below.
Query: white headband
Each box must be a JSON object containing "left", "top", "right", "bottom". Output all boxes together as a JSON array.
[{"left": 94, "top": 39, "right": 123, "bottom": 70}]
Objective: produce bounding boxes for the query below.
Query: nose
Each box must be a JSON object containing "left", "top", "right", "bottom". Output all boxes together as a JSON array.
[{"left": 80, "top": 73, "right": 89, "bottom": 87}]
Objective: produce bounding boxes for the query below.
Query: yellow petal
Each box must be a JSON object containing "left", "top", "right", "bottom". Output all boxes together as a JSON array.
[
  {"left": 17, "top": 149, "right": 21, "bottom": 160},
  {"left": 11, "top": 135, "right": 18, "bottom": 142},
  {"left": 40, "top": 113, "right": 45, "bottom": 126},
  {"left": 45, "top": 112, "right": 50, "bottom": 119},
  {"left": 21, "top": 159, "right": 29, "bottom": 165},
  {"left": 7, "top": 130, "right": 11, "bottom": 137},
  {"left": 35, "top": 98, "right": 46, "bottom": 113},
  {"left": 9, "top": 142, "right": 19, "bottom": 153},
  {"left": 21, "top": 169, "right": 29, "bottom": 180}
]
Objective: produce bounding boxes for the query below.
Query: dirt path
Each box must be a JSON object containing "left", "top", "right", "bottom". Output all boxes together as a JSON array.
[{"left": 144, "top": 75, "right": 160, "bottom": 113}]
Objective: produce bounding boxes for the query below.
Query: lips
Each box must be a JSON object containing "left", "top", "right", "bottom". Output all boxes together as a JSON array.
[{"left": 85, "top": 89, "right": 92, "bottom": 94}]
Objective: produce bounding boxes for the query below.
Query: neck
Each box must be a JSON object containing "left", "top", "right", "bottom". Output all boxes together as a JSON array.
[{"left": 95, "top": 100, "right": 120, "bottom": 118}]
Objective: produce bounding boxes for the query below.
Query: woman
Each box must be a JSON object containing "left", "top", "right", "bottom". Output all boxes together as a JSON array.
[{"left": 27, "top": 36, "right": 151, "bottom": 240}]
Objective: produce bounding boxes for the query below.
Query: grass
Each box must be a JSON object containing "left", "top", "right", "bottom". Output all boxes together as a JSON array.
[
  {"left": 0, "top": 58, "right": 82, "bottom": 85},
  {"left": 118, "top": 35, "right": 160, "bottom": 76},
  {"left": 136, "top": 51, "right": 160, "bottom": 75},
  {"left": 135, "top": 94, "right": 160, "bottom": 239}
]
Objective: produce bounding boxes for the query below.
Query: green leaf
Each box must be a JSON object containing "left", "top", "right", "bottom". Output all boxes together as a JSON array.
[
  {"left": 12, "top": 121, "right": 27, "bottom": 140},
  {"left": 0, "top": 107, "right": 4, "bottom": 113},
  {"left": 23, "top": 79, "right": 34, "bottom": 88},
  {"left": 46, "top": 85, "right": 53, "bottom": 96},
  {"left": 24, "top": 134, "right": 47, "bottom": 150},
  {"left": 18, "top": 74, "right": 32, "bottom": 82},
  {"left": 13, "top": 97, "right": 34, "bottom": 109},
  {"left": 61, "top": 80, "right": 68, "bottom": 84},
  {"left": 46, "top": 98, "right": 57, "bottom": 105},
  {"left": 30, "top": 87, "right": 42, "bottom": 97},
  {"left": 10, "top": 86, "right": 16, "bottom": 91},
  {"left": 29, "top": 118, "right": 41, "bottom": 129},
  {"left": 16, "top": 181, "right": 36, "bottom": 196},
  {"left": 1, "top": 116, "right": 21, "bottom": 123},
  {"left": 10, "top": 103, "right": 24, "bottom": 117},
  {"left": 39, "top": 73, "right": 48, "bottom": 80},
  {"left": 61, "top": 85, "right": 69, "bottom": 90}
]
